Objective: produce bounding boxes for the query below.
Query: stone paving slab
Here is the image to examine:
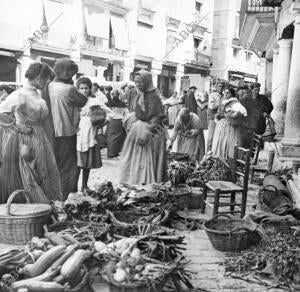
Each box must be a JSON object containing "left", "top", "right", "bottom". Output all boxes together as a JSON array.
[{"left": 182, "top": 230, "right": 285, "bottom": 292}]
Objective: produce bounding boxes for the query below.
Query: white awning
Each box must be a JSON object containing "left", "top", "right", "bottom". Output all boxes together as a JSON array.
[
  {"left": 84, "top": 5, "right": 109, "bottom": 39},
  {"left": 110, "top": 15, "right": 129, "bottom": 51}
]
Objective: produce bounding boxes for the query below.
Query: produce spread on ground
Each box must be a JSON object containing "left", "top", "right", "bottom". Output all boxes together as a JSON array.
[{"left": 1, "top": 155, "right": 299, "bottom": 292}]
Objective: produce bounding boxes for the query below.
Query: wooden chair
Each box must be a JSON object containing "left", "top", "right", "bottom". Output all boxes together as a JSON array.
[
  {"left": 250, "top": 134, "right": 275, "bottom": 183},
  {"left": 201, "top": 146, "right": 251, "bottom": 218}
]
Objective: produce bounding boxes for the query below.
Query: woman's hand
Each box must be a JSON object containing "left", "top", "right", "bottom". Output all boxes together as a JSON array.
[
  {"left": 190, "top": 129, "right": 199, "bottom": 136},
  {"left": 16, "top": 124, "right": 33, "bottom": 135}
]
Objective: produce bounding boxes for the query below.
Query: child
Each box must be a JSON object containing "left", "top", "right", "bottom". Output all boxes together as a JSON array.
[{"left": 74, "top": 77, "right": 104, "bottom": 192}]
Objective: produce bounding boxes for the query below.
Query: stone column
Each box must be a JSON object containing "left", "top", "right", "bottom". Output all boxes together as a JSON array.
[
  {"left": 280, "top": 2, "right": 300, "bottom": 161},
  {"left": 271, "top": 39, "right": 293, "bottom": 138},
  {"left": 257, "top": 57, "right": 267, "bottom": 94},
  {"left": 271, "top": 46, "right": 279, "bottom": 94}
]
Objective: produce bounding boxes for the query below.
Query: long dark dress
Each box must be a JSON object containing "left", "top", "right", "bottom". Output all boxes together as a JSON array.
[{"left": 120, "top": 70, "right": 167, "bottom": 185}]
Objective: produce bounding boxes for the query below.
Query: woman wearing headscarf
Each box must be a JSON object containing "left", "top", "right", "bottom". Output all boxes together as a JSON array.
[
  {"left": 106, "top": 90, "right": 128, "bottom": 158},
  {"left": 120, "top": 70, "right": 167, "bottom": 185},
  {"left": 0, "top": 62, "right": 63, "bottom": 203},
  {"left": 212, "top": 86, "right": 247, "bottom": 159},
  {"left": 162, "top": 91, "right": 179, "bottom": 128},
  {"left": 167, "top": 108, "right": 205, "bottom": 161},
  {"left": 42, "top": 58, "right": 87, "bottom": 199}
]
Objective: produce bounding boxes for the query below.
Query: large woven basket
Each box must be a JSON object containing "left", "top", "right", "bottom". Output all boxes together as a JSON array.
[
  {"left": 168, "top": 184, "right": 191, "bottom": 211},
  {"left": 0, "top": 190, "right": 52, "bottom": 244},
  {"left": 203, "top": 214, "right": 260, "bottom": 252}
]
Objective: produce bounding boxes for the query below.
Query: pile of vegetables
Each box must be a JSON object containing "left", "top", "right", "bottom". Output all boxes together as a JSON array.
[
  {"left": 2, "top": 244, "right": 91, "bottom": 292},
  {"left": 168, "top": 161, "right": 193, "bottom": 186},
  {"left": 224, "top": 227, "right": 300, "bottom": 290},
  {"left": 52, "top": 181, "right": 118, "bottom": 223},
  {"left": 188, "top": 152, "right": 232, "bottom": 184},
  {"left": 96, "top": 236, "right": 193, "bottom": 291}
]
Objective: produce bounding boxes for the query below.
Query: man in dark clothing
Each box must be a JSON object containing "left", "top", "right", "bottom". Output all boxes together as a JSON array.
[
  {"left": 184, "top": 86, "right": 198, "bottom": 114},
  {"left": 240, "top": 83, "right": 273, "bottom": 147},
  {"left": 251, "top": 82, "right": 273, "bottom": 134}
]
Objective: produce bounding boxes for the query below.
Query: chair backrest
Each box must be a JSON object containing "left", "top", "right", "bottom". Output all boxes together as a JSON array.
[
  {"left": 232, "top": 146, "right": 252, "bottom": 191},
  {"left": 251, "top": 134, "right": 263, "bottom": 165}
]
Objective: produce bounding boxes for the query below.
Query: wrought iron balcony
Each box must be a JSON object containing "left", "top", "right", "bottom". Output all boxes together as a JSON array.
[
  {"left": 241, "top": 0, "right": 274, "bottom": 14},
  {"left": 81, "top": 36, "right": 127, "bottom": 58},
  {"left": 185, "top": 49, "right": 211, "bottom": 67}
]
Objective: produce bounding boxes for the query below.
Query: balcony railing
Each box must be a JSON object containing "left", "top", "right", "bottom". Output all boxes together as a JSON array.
[
  {"left": 81, "top": 37, "right": 127, "bottom": 57},
  {"left": 194, "top": 50, "right": 211, "bottom": 66},
  {"left": 185, "top": 49, "right": 211, "bottom": 67},
  {"left": 243, "top": 0, "right": 274, "bottom": 13}
]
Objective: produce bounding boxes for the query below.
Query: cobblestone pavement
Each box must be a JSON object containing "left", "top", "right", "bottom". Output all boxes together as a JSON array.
[{"left": 86, "top": 149, "right": 285, "bottom": 292}]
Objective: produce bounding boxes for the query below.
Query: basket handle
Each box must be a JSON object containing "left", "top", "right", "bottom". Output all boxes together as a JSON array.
[
  {"left": 6, "top": 190, "right": 30, "bottom": 216},
  {"left": 262, "top": 185, "right": 278, "bottom": 194},
  {"left": 211, "top": 214, "right": 234, "bottom": 221},
  {"left": 230, "top": 227, "right": 251, "bottom": 235}
]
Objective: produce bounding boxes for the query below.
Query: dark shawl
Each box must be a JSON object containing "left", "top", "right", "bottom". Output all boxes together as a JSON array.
[
  {"left": 184, "top": 91, "right": 198, "bottom": 114},
  {"left": 134, "top": 70, "right": 165, "bottom": 125}
]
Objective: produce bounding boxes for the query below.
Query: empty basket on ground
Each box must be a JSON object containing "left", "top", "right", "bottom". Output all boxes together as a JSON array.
[
  {"left": 168, "top": 184, "right": 191, "bottom": 210},
  {"left": 203, "top": 214, "right": 260, "bottom": 252},
  {"left": 0, "top": 190, "right": 52, "bottom": 244},
  {"left": 188, "top": 187, "right": 204, "bottom": 209}
]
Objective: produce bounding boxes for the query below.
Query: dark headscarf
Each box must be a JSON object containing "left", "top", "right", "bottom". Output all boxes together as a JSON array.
[
  {"left": 53, "top": 58, "right": 78, "bottom": 84},
  {"left": 134, "top": 70, "right": 164, "bottom": 123},
  {"left": 135, "top": 70, "right": 155, "bottom": 92}
]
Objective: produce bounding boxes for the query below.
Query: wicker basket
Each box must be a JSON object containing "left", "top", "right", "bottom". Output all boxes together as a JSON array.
[
  {"left": 168, "top": 184, "right": 191, "bottom": 211},
  {"left": 0, "top": 190, "right": 52, "bottom": 244},
  {"left": 167, "top": 152, "right": 189, "bottom": 162},
  {"left": 203, "top": 214, "right": 260, "bottom": 252},
  {"left": 188, "top": 187, "right": 204, "bottom": 209}
]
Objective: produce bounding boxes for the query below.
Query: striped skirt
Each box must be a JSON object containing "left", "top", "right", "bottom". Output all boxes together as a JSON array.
[
  {"left": 0, "top": 123, "right": 63, "bottom": 203},
  {"left": 212, "top": 118, "right": 242, "bottom": 159}
]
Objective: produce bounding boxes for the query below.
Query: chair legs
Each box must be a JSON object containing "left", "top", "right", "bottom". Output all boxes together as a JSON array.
[
  {"left": 241, "top": 190, "right": 247, "bottom": 218},
  {"left": 213, "top": 189, "right": 220, "bottom": 216},
  {"left": 201, "top": 184, "right": 208, "bottom": 214},
  {"left": 230, "top": 191, "right": 235, "bottom": 212},
  {"left": 250, "top": 166, "right": 254, "bottom": 183}
]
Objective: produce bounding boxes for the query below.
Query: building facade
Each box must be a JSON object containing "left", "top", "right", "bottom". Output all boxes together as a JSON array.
[
  {"left": 211, "top": 0, "right": 260, "bottom": 88},
  {"left": 0, "top": 0, "right": 213, "bottom": 96},
  {"left": 239, "top": 0, "right": 300, "bottom": 195}
]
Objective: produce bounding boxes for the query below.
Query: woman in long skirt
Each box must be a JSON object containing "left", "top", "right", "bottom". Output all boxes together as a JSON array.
[
  {"left": 212, "top": 87, "right": 247, "bottom": 159},
  {"left": 167, "top": 108, "right": 205, "bottom": 161},
  {"left": 163, "top": 91, "right": 179, "bottom": 128},
  {"left": 120, "top": 70, "right": 167, "bottom": 185},
  {"left": 106, "top": 90, "right": 128, "bottom": 158},
  {"left": 0, "top": 62, "right": 63, "bottom": 203}
]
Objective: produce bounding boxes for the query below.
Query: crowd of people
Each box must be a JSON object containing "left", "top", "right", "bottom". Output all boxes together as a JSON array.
[{"left": 0, "top": 58, "right": 274, "bottom": 202}]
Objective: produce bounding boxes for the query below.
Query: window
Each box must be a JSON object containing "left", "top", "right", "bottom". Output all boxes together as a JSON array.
[
  {"left": 194, "top": 38, "right": 202, "bottom": 49},
  {"left": 245, "top": 51, "right": 252, "bottom": 61},
  {"left": 195, "top": 1, "right": 202, "bottom": 12},
  {"left": 233, "top": 48, "right": 238, "bottom": 57}
]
